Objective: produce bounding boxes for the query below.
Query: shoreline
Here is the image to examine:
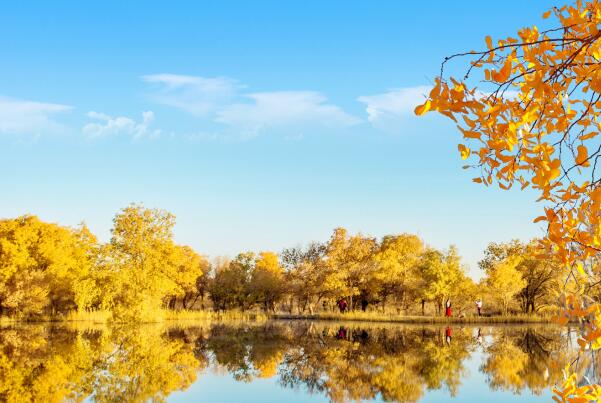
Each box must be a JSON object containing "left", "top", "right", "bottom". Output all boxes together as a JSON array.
[
  {"left": 0, "top": 310, "right": 558, "bottom": 325},
  {"left": 270, "top": 312, "right": 556, "bottom": 324}
]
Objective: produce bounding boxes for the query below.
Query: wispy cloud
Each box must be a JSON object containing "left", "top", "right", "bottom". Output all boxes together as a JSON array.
[
  {"left": 0, "top": 96, "right": 71, "bottom": 135},
  {"left": 142, "top": 74, "right": 361, "bottom": 136},
  {"left": 83, "top": 110, "right": 160, "bottom": 139},
  {"left": 216, "top": 91, "right": 361, "bottom": 131},
  {"left": 141, "top": 74, "right": 240, "bottom": 117},
  {"left": 357, "top": 86, "right": 431, "bottom": 131}
]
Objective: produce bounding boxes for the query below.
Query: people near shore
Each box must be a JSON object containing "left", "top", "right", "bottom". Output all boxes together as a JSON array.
[
  {"left": 337, "top": 298, "right": 348, "bottom": 313},
  {"left": 476, "top": 328, "right": 483, "bottom": 345},
  {"left": 445, "top": 299, "right": 452, "bottom": 317},
  {"left": 445, "top": 326, "right": 453, "bottom": 345},
  {"left": 476, "top": 299, "right": 483, "bottom": 316}
]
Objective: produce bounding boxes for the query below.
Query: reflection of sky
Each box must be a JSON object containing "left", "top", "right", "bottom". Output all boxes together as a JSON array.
[
  {"left": 168, "top": 352, "right": 553, "bottom": 403},
  {"left": 420, "top": 350, "right": 551, "bottom": 403},
  {"left": 168, "top": 329, "right": 554, "bottom": 403},
  {"left": 168, "top": 373, "right": 327, "bottom": 403}
]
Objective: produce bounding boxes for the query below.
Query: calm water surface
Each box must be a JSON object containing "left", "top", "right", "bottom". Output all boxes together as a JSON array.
[{"left": 0, "top": 321, "right": 581, "bottom": 402}]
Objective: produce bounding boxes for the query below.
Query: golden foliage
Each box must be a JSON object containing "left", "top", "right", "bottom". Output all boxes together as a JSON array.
[{"left": 414, "top": 1, "right": 601, "bottom": 399}]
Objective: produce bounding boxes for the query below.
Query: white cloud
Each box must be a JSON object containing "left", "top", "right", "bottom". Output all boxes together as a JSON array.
[
  {"left": 0, "top": 96, "right": 71, "bottom": 135},
  {"left": 142, "top": 74, "right": 361, "bottom": 136},
  {"left": 141, "top": 74, "right": 239, "bottom": 116},
  {"left": 83, "top": 110, "right": 160, "bottom": 139},
  {"left": 357, "top": 86, "right": 431, "bottom": 130},
  {"left": 216, "top": 91, "right": 361, "bottom": 131}
]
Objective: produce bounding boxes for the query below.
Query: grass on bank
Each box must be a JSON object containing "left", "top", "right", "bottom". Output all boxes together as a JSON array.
[
  {"left": 271, "top": 311, "right": 556, "bottom": 324},
  {"left": 0, "top": 309, "right": 269, "bottom": 324},
  {"left": 1, "top": 308, "right": 555, "bottom": 325}
]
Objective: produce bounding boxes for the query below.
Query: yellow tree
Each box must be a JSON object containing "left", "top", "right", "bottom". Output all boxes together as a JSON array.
[
  {"left": 415, "top": 1, "right": 601, "bottom": 398},
  {"left": 325, "top": 228, "right": 379, "bottom": 310},
  {"left": 249, "top": 251, "right": 285, "bottom": 311},
  {"left": 480, "top": 240, "right": 562, "bottom": 313},
  {"left": 417, "top": 247, "right": 465, "bottom": 315},
  {"left": 281, "top": 242, "right": 330, "bottom": 313},
  {"left": 0, "top": 216, "right": 95, "bottom": 317},
  {"left": 164, "top": 245, "right": 209, "bottom": 310},
  {"left": 209, "top": 252, "right": 254, "bottom": 310},
  {"left": 373, "top": 234, "right": 423, "bottom": 312},
  {"left": 108, "top": 204, "right": 179, "bottom": 321},
  {"left": 485, "top": 256, "right": 527, "bottom": 314}
]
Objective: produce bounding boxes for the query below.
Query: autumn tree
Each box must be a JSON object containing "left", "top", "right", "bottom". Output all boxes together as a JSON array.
[
  {"left": 281, "top": 242, "right": 329, "bottom": 313},
  {"left": 209, "top": 253, "right": 255, "bottom": 310},
  {"left": 248, "top": 252, "right": 285, "bottom": 311},
  {"left": 0, "top": 216, "right": 96, "bottom": 317},
  {"left": 108, "top": 204, "right": 181, "bottom": 321},
  {"left": 164, "top": 245, "right": 209, "bottom": 310},
  {"left": 373, "top": 234, "right": 424, "bottom": 311},
  {"left": 484, "top": 256, "right": 527, "bottom": 314},
  {"left": 417, "top": 247, "right": 465, "bottom": 315},
  {"left": 325, "top": 228, "right": 379, "bottom": 310},
  {"left": 480, "top": 240, "right": 561, "bottom": 313}
]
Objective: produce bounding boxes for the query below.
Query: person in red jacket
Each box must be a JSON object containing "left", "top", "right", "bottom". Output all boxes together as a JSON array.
[
  {"left": 337, "top": 298, "right": 348, "bottom": 313},
  {"left": 445, "top": 299, "right": 452, "bottom": 317}
]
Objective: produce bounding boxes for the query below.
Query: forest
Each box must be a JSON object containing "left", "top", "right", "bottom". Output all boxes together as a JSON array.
[{"left": 0, "top": 204, "right": 570, "bottom": 322}]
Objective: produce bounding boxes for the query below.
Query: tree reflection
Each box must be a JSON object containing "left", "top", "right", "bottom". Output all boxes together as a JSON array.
[
  {"left": 0, "top": 324, "right": 203, "bottom": 402},
  {"left": 480, "top": 327, "right": 565, "bottom": 395},
  {"left": 0, "top": 322, "right": 580, "bottom": 402}
]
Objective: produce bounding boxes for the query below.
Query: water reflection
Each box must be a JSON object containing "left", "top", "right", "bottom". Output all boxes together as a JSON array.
[{"left": 0, "top": 322, "right": 579, "bottom": 402}]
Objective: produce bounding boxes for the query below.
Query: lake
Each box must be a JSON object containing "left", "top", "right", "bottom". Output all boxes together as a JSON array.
[{"left": 0, "top": 321, "right": 579, "bottom": 402}]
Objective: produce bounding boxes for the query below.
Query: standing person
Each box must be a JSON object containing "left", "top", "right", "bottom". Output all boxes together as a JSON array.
[
  {"left": 337, "top": 298, "right": 347, "bottom": 313},
  {"left": 476, "top": 299, "right": 483, "bottom": 317},
  {"left": 445, "top": 299, "right": 452, "bottom": 317}
]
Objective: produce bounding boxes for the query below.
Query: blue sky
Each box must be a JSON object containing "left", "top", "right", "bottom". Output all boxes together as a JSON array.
[{"left": 0, "top": 1, "right": 557, "bottom": 279}]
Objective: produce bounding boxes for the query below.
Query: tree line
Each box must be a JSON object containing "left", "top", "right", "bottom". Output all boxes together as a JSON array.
[{"left": 0, "top": 204, "right": 568, "bottom": 321}]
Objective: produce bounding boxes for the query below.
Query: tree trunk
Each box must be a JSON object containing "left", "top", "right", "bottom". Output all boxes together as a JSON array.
[
  {"left": 421, "top": 299, "right": 425, "bottom": 316},
  {"left": 191, "top": 294, "right": 200, "bottom": 310}
]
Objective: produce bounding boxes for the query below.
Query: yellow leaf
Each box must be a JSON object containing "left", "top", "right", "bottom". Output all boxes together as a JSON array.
[
  {"left": 414, "top": 100, "right": 431, "bottom": 116},
  {"left": 485, "top": 35, "right": 493, "bottom": 49},
  {"left": 491, "top": 59, "right": 512, "bottom": 83},
  {"left": 581, "top": 132, "right": 598, "bottom": 141},
  {"left": 576, "top": 262, "right": 587, "bottom": 277},
  {"left": 458, "top": 144, "right": 470, "bottom": 160},
  {"left": 576, "top": 145, "right": 590, "bottom": 167}
]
